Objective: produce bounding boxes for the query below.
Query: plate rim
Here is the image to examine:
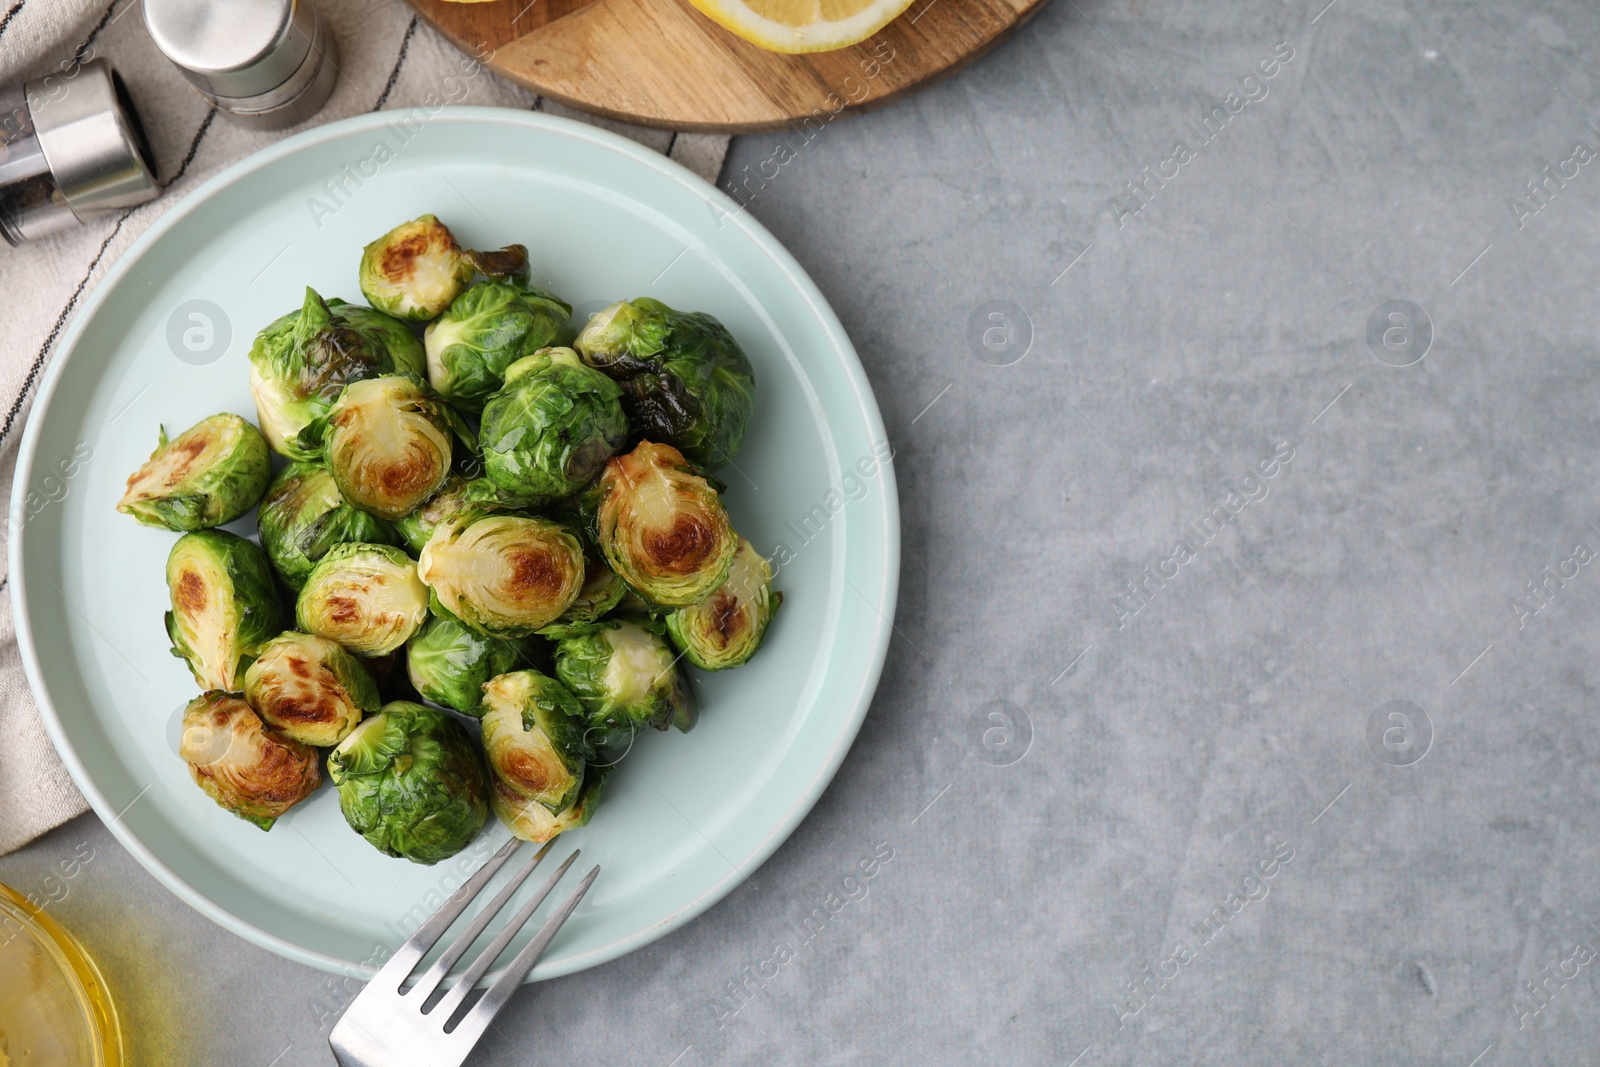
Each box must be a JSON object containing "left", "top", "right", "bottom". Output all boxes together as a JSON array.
[{"left": 9, "top": 106, "right": 900, "bottom": 980}]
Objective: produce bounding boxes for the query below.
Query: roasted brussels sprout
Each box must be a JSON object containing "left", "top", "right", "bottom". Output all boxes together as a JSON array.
[
  {"left": 491, "top": 763, "right": 607, "bottom": 844},
  {"left": 417, "top": 512, "right": 585, "bottom": 637},
  {"left": 392, "top": 472, "right": 505, "bottom": 555},
  {"left": 574, "top": 298, "right": 755, "bottom": 469},
  {"left": 327, "top": 701, "right": 488, "bottom": 864},
  {"left": 666, "top": 538, "right": 780, "bottom": 670},
  {"left": 358, "top": 215, "right": 527, "bottom": 323},
  {"left": 179, "top": 692, "right": 319, "bottom": 830},
  {"left": 243, "top": 632, "right": 380, "bottom": 747},
  {"left": 296, "top": 542, "right": 429, "bottom": 655},
  {"left": 257, "top": 461, "right": 397, "bottom": 589},
  {"left": 554, "top": 619, "right": 695, "bottom": 749},
  {"left": 479, "top": 670, "right": 589, "bottom": 815},
  {"left": 405, "top": 615, "right": 525, "bottom": 715},
  {"left": 424, "top": 279, "right": 574, "bottom": 407},
  {"left": 536, "top": 542, "right": 627, "bottom": 639},
  {"left": 478, "top": 347, "right": 628, "bottom": 505},
  {"left": 117, "top": 413, "right": 271, "bottom": 530},
  {"left": 166, "top": 530, "right": 283, "bottom": 692},
  {"left": 248, "top": 287, "right": 425, "bottom": 458},
  {"left": 322, "top": 376, "right": 461, "bottom": 520},
  {"left": 592, "top": 440, "right": 737, "bottom": 607}
]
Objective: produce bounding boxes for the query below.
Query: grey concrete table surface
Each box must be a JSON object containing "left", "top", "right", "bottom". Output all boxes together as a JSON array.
[{"left": 6, "top": 0, "right": 1600, "bottom": 1063}]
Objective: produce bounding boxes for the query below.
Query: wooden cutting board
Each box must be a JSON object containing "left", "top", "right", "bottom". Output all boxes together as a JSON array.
[{"left": 406, "top": 0, "right": 1047, "bottom": 132}]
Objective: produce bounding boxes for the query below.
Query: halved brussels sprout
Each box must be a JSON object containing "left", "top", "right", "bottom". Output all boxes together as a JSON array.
[
  {"left": 491, "top": 763, "right": 607, "bottom": 844},
  {"left": 327, "top": 701, "right": 488, "bottom": 864},
  {"left": 478, "top": 348, "right": 628, "bottom": 505},
  {"left": 405, "top": 615, "right": 526, "bottom": 715},
  {"left": 296, "top": 542, "right": 429, "bottom": 655},
  {"left": 166, "top": 530, "right": 283, "bottom": 692},
  {"left": 666, "top": 538, "right": 781, "bottom": 670},
  {"left": 536, "top": 541, "right": 627, "bottom": 639},
  {"left": 243, "top": 632, "right": 380, "bottom": 747},
  {"left": 424, "top": 279, "right": 574, "bottom": 407},
  {"left": 392, "top": 472, "right": 505, "bottom": 555},
  {"left": 248, "top": 287, "right": 424, "bottom": 458},
  {"left": 358, "top": 214, "right": 527, "bottom": 323},
  {"left": 257, "top": 461, "right": 396, "bottom": 589},
  {"left": 554, "top": 618, "right": 695, "bottom": 750},
  {"left": 574, "top": 298, "right": 755, "bottom": 469},
  {"left": 479, "top": 670, "right": 589, "bottom": 815},
  {"left": 593, "top": 440, "right": 737, "bottom": 607},
  {"left": 417, "top": 512, "right": 585, "bottom": 637},
  {"left": 323, "top": 376, "right": 460, "bottom": 520},
  {"left": 118, "top": 413, "right": 271, "bottom": 530},
  {"left": 179, "top": 692, "right": 319, "bottom": 830}
]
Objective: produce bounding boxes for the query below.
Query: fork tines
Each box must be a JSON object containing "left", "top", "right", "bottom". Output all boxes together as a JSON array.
[{"left": 329, "top": 839, "right": 600, "bottom": 1067}]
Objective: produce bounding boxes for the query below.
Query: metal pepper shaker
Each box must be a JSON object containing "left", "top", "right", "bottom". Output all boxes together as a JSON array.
[
  {"left": 143, "top": 0, "right": 340, "bottom": 130},
  {"left": 0, "top": 59, "right": 159, "bottom": 246}
]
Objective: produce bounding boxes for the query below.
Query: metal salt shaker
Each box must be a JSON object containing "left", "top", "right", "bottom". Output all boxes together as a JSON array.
[
  {"left": 143, "top": 0, "right": 340, "bottom": 130},
  {"left": 0, "top": 59, "right": 160, "bottom": 246}
]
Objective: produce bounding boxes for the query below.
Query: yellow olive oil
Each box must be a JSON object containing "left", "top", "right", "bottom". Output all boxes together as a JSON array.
[{"left": 0, "top": 883, "right": 122, "bottom": 1067}]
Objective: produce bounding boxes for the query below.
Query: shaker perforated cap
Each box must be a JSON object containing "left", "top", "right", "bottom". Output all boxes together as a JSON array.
[{"left": 143, "top": 0, "right": 314, "bottom": 102}]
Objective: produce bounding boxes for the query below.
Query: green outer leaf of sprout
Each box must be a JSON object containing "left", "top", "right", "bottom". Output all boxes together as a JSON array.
[
  {"left": 554, "top": 619, "right": 693, "bottom": 751},
  {"left": 257, "top": 461, "right": 397, "bottom": 589},
  {"left": 424, "top": 279, "right": 573, "bottom": 408},
  {"left": 327, "top": 701, "right": 489, "bottom": 864},
  {"left": 479, "top": 347, "right": 628, "bottom": 506},
  {"left": 405, "top": 614, "right": 526, "bottom": 715},
  {"left": 574, "top": 297, "right": 755, "bottom": 469}
]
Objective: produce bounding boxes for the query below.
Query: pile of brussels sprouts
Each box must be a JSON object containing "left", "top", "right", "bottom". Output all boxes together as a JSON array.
[{"left": 117, "top": 215, "right": 780, "bottom": 865}]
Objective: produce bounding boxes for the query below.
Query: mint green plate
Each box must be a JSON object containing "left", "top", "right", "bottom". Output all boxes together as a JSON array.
[{"left": 10, "top": 110, "right": 897, "bottom": 981}]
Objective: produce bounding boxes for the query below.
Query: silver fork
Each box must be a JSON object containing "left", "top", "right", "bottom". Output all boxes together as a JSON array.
[{"left": 330, "top": 839, "right": 599, "bottom": 1067}]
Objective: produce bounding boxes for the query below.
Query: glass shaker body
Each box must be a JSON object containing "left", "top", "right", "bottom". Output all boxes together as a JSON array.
[
  {"left": 0, "top": 63, "right": 159, "bottom": 247},
  {"left": 0, "top": 85, "right": 78, "bottom": 244}
]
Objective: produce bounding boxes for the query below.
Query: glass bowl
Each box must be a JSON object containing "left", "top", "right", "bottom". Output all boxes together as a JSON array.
[{"left": 0, "top": 882, "right": 123, "bottom": 1066}]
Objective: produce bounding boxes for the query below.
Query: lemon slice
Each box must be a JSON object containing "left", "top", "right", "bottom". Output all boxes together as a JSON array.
[{"left": 683, "top": 0, "right": 915, "bottom": 54}]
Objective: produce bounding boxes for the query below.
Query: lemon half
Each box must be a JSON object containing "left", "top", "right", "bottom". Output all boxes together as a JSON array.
[{"left": 683, "top": 0, "right": 916, "bottom": 54}]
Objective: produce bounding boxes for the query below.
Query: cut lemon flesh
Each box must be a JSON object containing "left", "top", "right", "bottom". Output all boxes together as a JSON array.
[{"left": 684, "top": 0, "right": 914, "bottom": 53}]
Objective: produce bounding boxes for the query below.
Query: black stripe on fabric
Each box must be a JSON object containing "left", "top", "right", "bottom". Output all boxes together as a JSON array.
[
  {"left": 165, "top": 107, "right": 217, "bottom": 188},
  {"left": 667, "top": 132, "right": 680, "bottom": 156},
  {"left": 0, "top": 1, "right": 28, "bottom": 47},
  {"left": 74, "top": 0, "right": 117, "bottom": 62},
  {"left": 373, "top": 16, "right": 420, "bottom": 112},
  {"left": 0, "top": 214, "right": 130, "bottom": 449}
]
